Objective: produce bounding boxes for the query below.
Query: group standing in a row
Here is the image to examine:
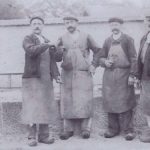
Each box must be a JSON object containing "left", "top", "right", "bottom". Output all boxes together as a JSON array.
[{"left": 21, "top": 14, "right": 150, "bottom": 146}]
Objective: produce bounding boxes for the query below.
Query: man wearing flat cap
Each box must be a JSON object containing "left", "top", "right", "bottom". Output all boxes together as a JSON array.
[
  {"left": 22, "top": 16, "right": 60, "bottom": 146},
  {"left": 137, "top": 14, "right": 150, "bottom": 143},
  {"left": 99, "top": 17, "right": 137, "bottom": 140},
  {"left": 55, "top": 15, "right": 100, "bottom": 140}
]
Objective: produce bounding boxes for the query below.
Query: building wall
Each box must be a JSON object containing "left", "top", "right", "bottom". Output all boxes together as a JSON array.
[
  {"left": 0, "top": 18, "right": 147, "bottom": 136},
  {"left": 0, "top": 18, "right": 145, "bottom": 89}
]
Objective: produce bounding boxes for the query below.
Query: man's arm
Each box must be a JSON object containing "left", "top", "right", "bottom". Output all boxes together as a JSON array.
[
  {"left": 87, "top": 34, "right": 101, "bottom": 68},
  {"left": 99, "top": 39, "right": 110, "bottom": 68},
  {"left": 55, "top": 37, "right": 64, "bottom": 62},
  {"left": 127, "top": 37, "right": 137, "bottom": 76},
  {"left": 49, "top": 49, "right": 60, "bottom": 80},
  {"left": 23, "top": 35, "right": 49, "bottom": 57},
  {"left": 136, "top": 36, "right": 146, "bottom": 80}
]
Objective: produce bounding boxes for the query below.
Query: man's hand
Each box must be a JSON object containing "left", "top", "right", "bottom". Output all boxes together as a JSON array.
[
  {"left": 47, "top": 42, "right": 55, "bottom": 49},
  {"left": 128, "top": 76, "right": 135, "bottom": 86},
  {"left": 135, "top": 79, "right": 141, "bottom": 89},
  {"left": 55, "top": 76, "right": 62, "bottom": 84},
  {"left": 59, "top": 45, "right": 66, "bottom": 52},
  {"left": 88, "top": 65, "right": 96, "bottom": 75},
  {"left": 104, "top": 59, "right": 113, "bottom": 68}
]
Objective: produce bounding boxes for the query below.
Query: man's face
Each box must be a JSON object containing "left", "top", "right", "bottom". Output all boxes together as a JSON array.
[
  {"left": 110, "top": 22, "right": 121, "bottom": 34},
  {"left": 64, "top": 19, "right": 78, "bottom": 33},
  {"left": 31, "top": 19, "right": 44, "bottom": 34}
]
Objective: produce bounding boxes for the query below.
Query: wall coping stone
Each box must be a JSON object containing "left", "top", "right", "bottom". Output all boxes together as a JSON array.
[{"left": 0, "top": 16, "right": 144, "bottom": 27}]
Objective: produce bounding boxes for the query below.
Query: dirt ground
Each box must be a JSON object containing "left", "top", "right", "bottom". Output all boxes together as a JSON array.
[{"left": 0, "top": 135, "right": 150, "bottom": 150}]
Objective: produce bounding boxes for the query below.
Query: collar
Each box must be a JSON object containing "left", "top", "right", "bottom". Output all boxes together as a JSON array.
[
  {"left": 31, "top": 33, "right": 49, "bottom": 43},
  {"left": 111, "top": 32, "right": 124, "bottom": 44}
]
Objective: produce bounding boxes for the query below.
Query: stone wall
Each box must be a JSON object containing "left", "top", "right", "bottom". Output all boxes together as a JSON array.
[{"left": 0, "top": 17, "right": 147, "bottom": 137}]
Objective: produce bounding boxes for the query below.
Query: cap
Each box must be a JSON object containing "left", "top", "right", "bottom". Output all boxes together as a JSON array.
[
  {"left": 30, "top": 16, "right": 44, "bottom": 24},
  {"left": 108, "top": 17, "right": 124, "bottom": 24},
  {"left": 63, "top": 15, "right": 78, "bottom": 22}
]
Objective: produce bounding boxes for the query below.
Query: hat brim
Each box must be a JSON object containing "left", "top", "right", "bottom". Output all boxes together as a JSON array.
[{"left": 30, "top": 16, "right": 44, "bottom": 24}]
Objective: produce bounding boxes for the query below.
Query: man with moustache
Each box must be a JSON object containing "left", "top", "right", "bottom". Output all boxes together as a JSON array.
[
  {"left": 99, "top": 17, "right": 137, "bottom": 140},
  {"left": 137, "top": 15, "right": 150, "bottom": 143},
  {"left": 55, "top": 16, "right": 100, "bottom": 140},
  {"left": 22, "top": 16, "right": 60, "bottom": 146}
]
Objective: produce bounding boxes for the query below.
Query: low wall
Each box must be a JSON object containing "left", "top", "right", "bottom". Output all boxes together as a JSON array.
[
  {"left": 0, "top": 17, "right": 145, "bottom": 83},
  {"left": 0, "top": 18, "right": 147, "bottom": 137}
]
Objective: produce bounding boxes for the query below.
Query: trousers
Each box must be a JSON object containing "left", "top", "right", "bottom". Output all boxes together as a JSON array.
[
  {"left": 63, "top": 118, "right": 92, "bottom": 132},
  {"left": 28, "top": 124, "right": 49, "bottom": 140},
  {"left": 107, "top": 109, "right": 133, "bottom": 134}
]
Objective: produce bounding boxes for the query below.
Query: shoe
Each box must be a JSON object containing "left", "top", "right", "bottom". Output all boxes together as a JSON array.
[
  {"left": 124, "top": 133, "right": 135, "bottom": 141},
  {"left": 140, "top": 135, "right": 150, "bottom": 143},
  {"left": 104, "top": 131, "right": 118, "bottom": 138},
  {"left": 38, "top": 137, "right": 55, "bottom": 144},
  {"left": 81, "top": 130, "right": 90, "bottom": 139},
  {"left": 139, "top": 131, "right": 150, "bottom": 143},
  {"left": 28, "top": 138, "right": 37, "bottom": 147},
  {"left": 60, "top": 131, "right": 74, "bottom": 140},
  {"left": 139, "top": 127, "right": 150, "bottom": 143}
]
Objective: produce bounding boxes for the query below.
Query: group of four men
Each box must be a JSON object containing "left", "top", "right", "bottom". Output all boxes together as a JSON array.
[{"left": 21, "top": 15, "right": 150, "bottom": 146}]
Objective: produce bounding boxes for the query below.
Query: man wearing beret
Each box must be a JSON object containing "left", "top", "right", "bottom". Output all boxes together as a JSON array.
[
  {"left": 99, "top": 17, "right": 137, "bottom": 140},
  {"left": 55, "top": 16, "right": 100, "bottom": 140},
  {"left": 137, "top": 15, "right": 150, "bottom": 143},
  {"left": 22, "top": 16, "right": 60, "bottom": 146}
]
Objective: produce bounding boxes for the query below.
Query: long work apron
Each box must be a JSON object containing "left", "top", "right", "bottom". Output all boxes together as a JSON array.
[
  {"left": 102, "top": 43, "right": 136, "bottom": 113},
  {"left": 22, "top": 36, "right": 55, "bottom": 124},
  {"left": 60, "top": 33, "right": 93, "bottom": 119}
]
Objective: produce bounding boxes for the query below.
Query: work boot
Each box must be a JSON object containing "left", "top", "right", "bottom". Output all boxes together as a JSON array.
[
  {"left": 139, "top": 128, "right": 150, "bottom": 143},
  {"left": 81, "top": 130, "right": 90, "bottom": 139},
  {"left": 140, "top": 135, "right": 150, "bottom": 143},
  {"left": 28, "top": 138, "right": 37, "bottom": 147},
  {"left": 60, "top": 131, "right": 74, "bottom": 140},
  {"left": 38, "top": 137, "right": 55, "bottom": 144},
  {"left": 124, "top": 132, "right": 135, "bottom": 141},
  {"left": 104, "top": 131, "right": 119, "bottom": 138}
]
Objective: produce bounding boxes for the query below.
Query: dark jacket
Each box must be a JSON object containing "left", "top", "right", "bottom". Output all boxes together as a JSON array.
[
  {"left": 22, "top": 33, "right": 59, "bottom": 79},
  {"left": 99, "top": 33, "right": 137, "bottom": 76},
  {"left": 137, "top": 32, "right": 150, "bottom": 80}
]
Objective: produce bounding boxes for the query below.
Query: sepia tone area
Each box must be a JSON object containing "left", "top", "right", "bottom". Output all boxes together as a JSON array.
[{"left": 0, "top": 0, "right": 149, "bottom": 149}]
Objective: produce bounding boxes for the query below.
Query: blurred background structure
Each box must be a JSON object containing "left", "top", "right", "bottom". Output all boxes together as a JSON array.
[{"left": 0, "top": 0, "right": 150, "bottom": 19}]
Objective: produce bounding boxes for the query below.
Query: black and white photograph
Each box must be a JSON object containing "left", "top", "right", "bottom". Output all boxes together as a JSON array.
[{"left": 0, "top": 0, "right": 150, "bottom": 149}]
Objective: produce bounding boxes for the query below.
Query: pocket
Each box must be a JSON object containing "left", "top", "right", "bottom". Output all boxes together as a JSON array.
[{"left": 61, "top": 53, "right": 73, "bottom": 70}]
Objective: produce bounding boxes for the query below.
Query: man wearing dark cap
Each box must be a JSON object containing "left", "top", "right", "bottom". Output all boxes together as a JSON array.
[
  {"left": 137, "top": 15, "right": 150, "bottom": 143},
  {"left": 99, "top": 17, "right": 137, "bottom": 140},
  {"left": 55, "top": 16, "right": 100, "bottom": 140},
  {"left": 22, "top": 16, "right": 60, "bottom": 146}
]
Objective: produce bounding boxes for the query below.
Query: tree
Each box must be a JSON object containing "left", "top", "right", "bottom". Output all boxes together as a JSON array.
[
  {"left": 0, "top": 0, "right": 25, "bottom": 19},
  {"left": 24, "top": 0, "right": 89, "bottom": 18}
]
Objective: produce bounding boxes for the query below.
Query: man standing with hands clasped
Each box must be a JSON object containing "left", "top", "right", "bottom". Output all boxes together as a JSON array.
[
  {"left": 99, "top": 17, "right": 137, "bottom": 140},
  {"left": 22, "top": 16, "right": 60, "bottom": 147}
]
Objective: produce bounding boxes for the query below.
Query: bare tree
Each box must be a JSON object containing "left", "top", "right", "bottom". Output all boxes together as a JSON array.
[{"left": 24, "top": 0, "right": 89, "bottom": 18}]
